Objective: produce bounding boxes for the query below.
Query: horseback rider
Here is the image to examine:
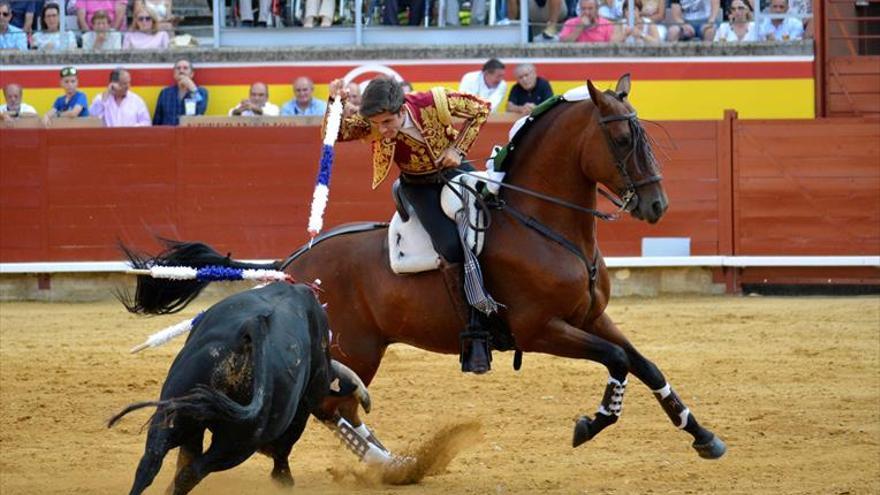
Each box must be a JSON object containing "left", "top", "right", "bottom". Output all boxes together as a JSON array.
[{"left": 325, "top": 76, "right": 494, "bottom": 374}]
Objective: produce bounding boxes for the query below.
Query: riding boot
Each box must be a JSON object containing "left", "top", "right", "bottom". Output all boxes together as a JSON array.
[{"left": 440, "top": 262, "right": 492, "bottom": 374}]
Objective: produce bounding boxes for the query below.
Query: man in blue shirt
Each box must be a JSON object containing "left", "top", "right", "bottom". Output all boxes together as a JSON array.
[
  {"left": 506, "top": 63, "right": 554, "bottom": 115},
  {"left": 280, "top": 77, "right": 327, "bottom": 116},
  {"left": 45, "top": 66, "right": 89, "bottom": 124},
  {"left": 153, "top": 59, "right": 209, "bottom": 126},
  {"left": 0, "top": 0, "right": 28, "bottom": 51}
]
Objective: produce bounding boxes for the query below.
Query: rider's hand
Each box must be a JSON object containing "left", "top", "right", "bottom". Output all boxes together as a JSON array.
[{"left": 438, "top": 147, "right": 463, "bottom": 168}]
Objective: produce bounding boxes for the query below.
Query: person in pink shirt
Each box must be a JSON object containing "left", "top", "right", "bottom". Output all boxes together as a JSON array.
[
  {"left": 559, "top": 0, "right": 613, "bottom": 42},
  {"left": 77, "top": 0, "right": 128, "bottom": 31},
  {"left": 123, "top": 7, "right": 170, "bottom": 49},
  {"left": 89, "top": 68, "right": 152, "bottom": 127}
]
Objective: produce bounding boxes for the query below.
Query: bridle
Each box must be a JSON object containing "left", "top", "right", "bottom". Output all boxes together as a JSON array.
[{"left": 596, "top": 101, "right": 663, "bottom": 213}]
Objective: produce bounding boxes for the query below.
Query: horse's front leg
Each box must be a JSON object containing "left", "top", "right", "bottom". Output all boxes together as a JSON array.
[
  {"left": 526, "top": 317, "right": 631, "bottom": 447},
  {"left": 588, "top": 312, "right": 727, "bottom": 459}
]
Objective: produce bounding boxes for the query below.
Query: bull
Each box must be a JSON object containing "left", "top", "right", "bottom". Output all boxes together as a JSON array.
[{"left": 108, "top": 282, "right": 370, "bottom": 495}]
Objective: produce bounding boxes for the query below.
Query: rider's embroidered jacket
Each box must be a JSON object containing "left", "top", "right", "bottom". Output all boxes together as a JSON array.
[{"left": 324, "top": 88, "right": 490, "bottom": 189}]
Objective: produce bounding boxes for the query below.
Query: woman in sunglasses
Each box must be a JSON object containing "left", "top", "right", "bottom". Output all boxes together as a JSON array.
[
  {"left": 123, "top": 6, "right": 170, "bottom": 49},
  {"left": 714, "top": 0, "right": 758, "bottom": 42},
  {"left": 31, "top": 3, "right": 77, "bottom": 51},
  {"left": 43, "top": 66, "right": 89, "bottom": 124}
]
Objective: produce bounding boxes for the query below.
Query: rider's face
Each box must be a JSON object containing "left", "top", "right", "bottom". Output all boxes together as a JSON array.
[{"left": 368, "top": 109, "right": 405, "bottom": 140}]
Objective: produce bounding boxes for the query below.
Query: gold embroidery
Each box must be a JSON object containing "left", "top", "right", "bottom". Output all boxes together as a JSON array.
[
  {"left": 332, "top": 112, "right": 372, "bottom": 142},
  {"left": 431, "top": 87, "right": 453, "bottom": 126},
  {"left": 447, "top": 92, "right": 490, "bottom": 154},
  {"left": 371, "top": 138, "right": 395, "bottom": 189},
  {"left": 396, "top": 134, "right": 439, "bottom": 175},
  {"left": 417, "top": 106, "right": 455, "bottom": 161}
]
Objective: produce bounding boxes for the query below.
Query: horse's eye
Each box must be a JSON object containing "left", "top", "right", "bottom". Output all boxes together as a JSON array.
[{"left": 615, "top": 135, "right": 632, "bottom": 147}]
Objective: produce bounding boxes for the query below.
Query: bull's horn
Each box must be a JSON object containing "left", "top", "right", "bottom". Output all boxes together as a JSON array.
[{"left": 331, "top": 360, "right": 371, "bottom": 414}]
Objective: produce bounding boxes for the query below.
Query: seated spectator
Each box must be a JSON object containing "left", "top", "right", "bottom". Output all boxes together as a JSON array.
[
  {"left": 612, "top": 0, "right": 662, "bottom": 43},
  {"left": 239, "top": 0, "right": 271, "bottom": 27},
  {"left": 459, "top": 58, "right": 507, "bottom": 113},
  {"left": 714, "top": 0, "right": 757, "bottom": 41},
  {"left": 124, "top": 7, "right": 170, "bottom": 49},
  {"left": 759, "top": 0, "right": 804, "bottom": 41},
  {"left": 506, "top": 0, "right": 566, "bottom": 41},
  {"left": 77, "top": 0, "right": 128, "bottom": 32},
  {"left": 1, "top": 83, "right": 37, "bottom": 121},
  {"left": 153, "top": 59, "right": 208, "bottom": 126},
  {"left": 446, "top": 0, "right": 486, "bottom": 27},
  {"left": 9, "top": 0, "right": 38, "bottom": 37},
  {"left": 507, "top": 63, "right": 553, "bottom": 115},
  {"left": 642, "top": 0, "right": 667, "bottom": 41},
  {"left": 82, "top": 10, "right": 123, "bottom": 50},
  {"left": 89, "top": 68, "right": 152, "bottom": 127},
  {"left": 598, "top": 0, "right": 623, "bottom": 20},
  {"left": 138, "top": 0, "right": 178, "bottom": 32},
  {"left": 346, "top": 82, "right": 362, "bottom": 106},
  {"left": 0, "top": 0, "right": 27, "bottom": 52},
  {"left": 44, "top": 67, "right": 89, "bottom": 124},
  {"left": 32, "top": 3, "right": 77, "bottom": 51},
  {"left": 666, "top": 0, "right": 719, "bottom": 42},
  {"left": 303, "top": 0, "right": 334, "bottom": 27},
  {"left": 559, "top": 0, "right": 614, "bottom": 43},
  {"left": 281, "top": 77, "right": 327, "bottom": 116},
  {"left": 229, "top": 82, "right": 280, "bottom": 116},
  {"left": 382, "top": 0, "right": 426, "bottom": 26}
]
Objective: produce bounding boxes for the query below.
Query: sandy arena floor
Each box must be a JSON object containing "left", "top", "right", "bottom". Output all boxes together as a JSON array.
[{"left": 1, "top": 295, "right": 878, "bottom": 494}]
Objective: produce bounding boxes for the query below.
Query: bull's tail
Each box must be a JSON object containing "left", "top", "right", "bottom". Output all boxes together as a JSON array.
[
  {"left": 109, "top": 316, "right": 272, "bottom": 435},
  {"left": 118, "top": 239, "right": 281, "bottom": 315}
]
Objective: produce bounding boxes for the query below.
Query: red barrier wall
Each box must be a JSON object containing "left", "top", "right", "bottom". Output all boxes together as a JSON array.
[{"left": 2, "top": 116, "right": 878, "bottom": 268}]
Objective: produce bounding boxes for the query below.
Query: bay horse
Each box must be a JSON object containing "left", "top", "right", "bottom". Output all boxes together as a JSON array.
[{"left": 122, "top": 75, "right": 726, "bottom": 460}]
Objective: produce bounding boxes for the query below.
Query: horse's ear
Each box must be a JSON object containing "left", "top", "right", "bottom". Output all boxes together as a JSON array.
[
  {"left": 586, "top": 80, "right": 602, "bottom": 104},
  {"left": 615, "top": 73, "right": 632, "bottom": 99}
]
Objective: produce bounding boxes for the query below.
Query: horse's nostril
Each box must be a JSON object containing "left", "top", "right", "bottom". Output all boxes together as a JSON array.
[{"left": 652, "top": 200, "right": 665, "bottom": 218}]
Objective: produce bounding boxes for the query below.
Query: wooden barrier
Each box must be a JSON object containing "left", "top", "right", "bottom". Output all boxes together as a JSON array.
[{"left": 1, "top": 115, "right": 878, "bottom": 287}]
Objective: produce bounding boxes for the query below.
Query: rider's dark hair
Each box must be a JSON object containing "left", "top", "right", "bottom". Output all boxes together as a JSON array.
[
  {"left": 359, "top": 77, "right": 405, "bottom": 118},
  {"left": 482, "top": 58, "right": 505, "bottom": 72}
]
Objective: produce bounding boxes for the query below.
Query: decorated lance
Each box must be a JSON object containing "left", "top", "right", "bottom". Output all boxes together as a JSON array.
[
  {"left": 307, "top": 95, "right": 344, "bottom": 241},
  {"left": 130, "top": 312, "right": 205, "bottom": 354}
]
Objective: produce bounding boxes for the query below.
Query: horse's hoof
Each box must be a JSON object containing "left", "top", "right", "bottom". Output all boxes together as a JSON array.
[
  {"left": 692, "top": 435, "right": 727, "bottom": 459},
  {"left": 572, "top": 416, "right": 596, "bottom": 447}
]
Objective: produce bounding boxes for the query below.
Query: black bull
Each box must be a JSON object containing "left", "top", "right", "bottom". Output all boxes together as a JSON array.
[{"left": 109, "top": 282, "right": 363, "bottom": 495}]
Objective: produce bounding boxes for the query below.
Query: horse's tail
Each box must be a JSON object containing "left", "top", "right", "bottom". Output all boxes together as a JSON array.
[{"left": 118, "top": 239, "right": 281, "bottom": 315}]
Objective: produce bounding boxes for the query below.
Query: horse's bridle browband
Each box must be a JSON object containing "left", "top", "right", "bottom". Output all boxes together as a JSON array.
[{"left": 597, "top": 110, "right": 663, "bottom": 213}]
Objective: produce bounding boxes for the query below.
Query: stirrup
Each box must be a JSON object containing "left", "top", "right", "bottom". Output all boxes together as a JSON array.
[{"left": 459, "top": 329, "right": 491, "bottom": 374}]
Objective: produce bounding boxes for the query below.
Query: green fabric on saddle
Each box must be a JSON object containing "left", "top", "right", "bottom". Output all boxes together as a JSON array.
[{"left": 492, "top": 95, "right": 566, "bottom": 173}]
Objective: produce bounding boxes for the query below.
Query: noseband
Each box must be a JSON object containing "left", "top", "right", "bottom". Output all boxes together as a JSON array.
[{"left": 597, "top": 109, "right": 663, "bottom": 212}]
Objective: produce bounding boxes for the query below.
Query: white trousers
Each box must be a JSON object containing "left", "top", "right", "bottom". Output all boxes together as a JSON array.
[
  {"left": 240, "top": 0, "right": 271, "bottom": 22},
  {"left": 305, "top": 0, "right": 335, "bottom": 19}
]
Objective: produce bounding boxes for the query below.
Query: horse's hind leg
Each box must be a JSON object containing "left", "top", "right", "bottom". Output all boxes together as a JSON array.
[
  {"left": 526, "top": 317, "right": 631, "bottom": 448},
  {"left": 589, "top": 312, "right": 726, "bottom": 459}
]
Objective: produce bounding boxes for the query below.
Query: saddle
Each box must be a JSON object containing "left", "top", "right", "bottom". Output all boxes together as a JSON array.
[{"left": 387, "top": 172, "right": 490, "bottom": 274}]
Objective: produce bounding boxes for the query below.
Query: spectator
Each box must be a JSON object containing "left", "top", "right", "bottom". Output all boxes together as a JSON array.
[
  {"left": 82, "top": 10, "right": 123, "bottom": 50},
  {"left": 642, "top": 0, "right": 668, "bottom": 41},
  {"left": 281, "top": 77, "right": 327, "bottom": 116},
  {"left": 153, "top": 59, "right": 208, "bottom": 126},
  {"left": 8, "top": 0, "right": 38, "bottom": 36},
  {"left": 612, "top": 0, "right": 662, "bottom": 43},
  {"left": 138, "top": 0, "right": 178, "bottom": 31},
  {"left": 715, "top": 0, "right": 757, "bottom": 41},
  {"left": 124, "top": 6, "right": 170, "bottom": 49},
  {"left": 1, "top": 83, "right": 37, "bottom": 121},
  {"left": 598, "top": 0, "right": 623, "bottom": 20},
  {"left": 303, "top": 0, "right": 334, "bottom": 27},
  {"left": 44, "top": 67, "right": 89, "bottom": 124},
  {"left": 32, "top": 3, "right": 77, "bottom": 51},
  {"left": 383, "top": 0, "right": 426, "bottom": 26},
  {"left": 77, "top": 0, "right": 127, "bottom": 31},
  {"left": 458, "top": 58, "right": 507, "bottom": 113},
  {"left": 89, "top": 68, "right": 151, "bottom": 127},
  {"left": 446, "top": 0, "right": 486, "bottom": 27},
  {"left": 229, "top": 82, "right": 280, "bottom": 116},
  {"left": 506, "top": 0, "right": 566, "bottom": 41},
  {"left": 346, "top": 82, "right": 362, "bottom": 106},
  {"left": 0, "top": 0, "right": 27, "bottom": 51},
  {"left": 666, "top": 0, "right": 719, "bottom": 42},
  {"left": 507, "top": 63, "right": 553, "bottom": 115},
  {"left": 559, "top": 0, "right": 614, "bottom": 42},
  {"left": 400, "top": 80, "right": 414, "bottom": 93},
  {"left": 239, "top": 0, "right": 271, "bottom": 27},
  {"left": 759, "top": 0, "right": 804, "bottom": 41}
]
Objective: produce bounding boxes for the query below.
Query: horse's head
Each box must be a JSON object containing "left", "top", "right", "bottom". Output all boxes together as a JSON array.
[{"left": 584, "top": 74, "right": 668, "bottom": 224}]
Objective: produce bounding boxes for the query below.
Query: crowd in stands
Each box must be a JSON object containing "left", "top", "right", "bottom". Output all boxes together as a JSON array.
[
  {"left": 0, "top": 57, "right": 567, "bottom": 126},
  {"left": 0, "top": 0, "right": 812, "bottom": 50}
]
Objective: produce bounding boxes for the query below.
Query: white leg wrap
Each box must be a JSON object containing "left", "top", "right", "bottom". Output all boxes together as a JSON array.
[
  {"left": 652, "top": 383, "right": 691, "bottom": 429},
  {"left": 325, "top": 417, "right": 392, "bottom": 465}
]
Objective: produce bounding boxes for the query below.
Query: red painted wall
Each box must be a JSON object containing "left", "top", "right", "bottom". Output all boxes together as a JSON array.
[{"left": 2, "top": 117, "right": 878, "bottom": 264}]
